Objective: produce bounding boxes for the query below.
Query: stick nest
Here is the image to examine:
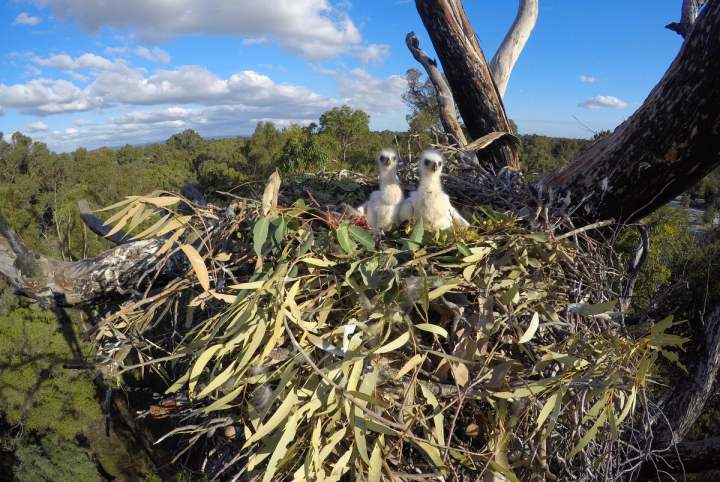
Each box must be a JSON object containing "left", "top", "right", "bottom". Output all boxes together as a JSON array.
[{"left": 91, "top": 168, "right": 686, "bottom": 481}]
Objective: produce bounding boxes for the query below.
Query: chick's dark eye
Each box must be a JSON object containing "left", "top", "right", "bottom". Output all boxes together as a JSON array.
[{"left": 424, "top": 159, "right": 430, "bottom": 166}]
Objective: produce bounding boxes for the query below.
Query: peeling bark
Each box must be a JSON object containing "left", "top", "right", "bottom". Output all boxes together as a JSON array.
[
  {"left": 541, "top": 0, "right": 720, "bottom": 223},
  {"left": 415, "top": 0, "right": 518, "bottom": 170},
  {"left": 490, "top": 0, "right": 538, "bottom": 98},
  {"left": 406, "top": 32, "right": 468, "bottom": 147}
]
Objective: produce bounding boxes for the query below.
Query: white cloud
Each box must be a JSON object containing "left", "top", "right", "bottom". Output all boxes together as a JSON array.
[
  {"left": 33, "top": 53, "right": 132, "bottom": 73},
  {"left": 13, "top": 12, "right": 42, "bottom": 26},
  {"left": 0, "top": 78, "right": 96, "bottom": 114},
  {"left": 338, "top": 68, "right": 407, "bottom": 114},
  {"left": 134, "top": 46, "right": 171, "bottom": 64},
  {"left": 35, "top": 0, "right": 362, "bottom": 60},
  {"left": 357, "top": 44, "right": 390, "bottom": 66},
  {"left": 25, "top": 121, "right": 49, "bottom": 132},
  {"left": 580, "top": 75, "right": 598, "bottom": 83},
  {"left": 579, "top": 95, "right": 628, "bottom": 110},
  {"left": 0, "top": 64, "right": 332, "bottom": 117}
]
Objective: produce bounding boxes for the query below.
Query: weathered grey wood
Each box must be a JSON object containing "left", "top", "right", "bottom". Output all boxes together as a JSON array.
[
  {"left": 490, "top": 0, "right": 538, "bottom": 98},
  {"left": 415, "top": 0, "right": 518, "bottom": 170},
  {"left": 406, "top": 32, "right": 468, "bottom": 147},
  {"left": 0, "top": 210, "right": 179, "bottom": 306},
  {"left": 541, "top": 0, "right": 720, "bottom": 223},
  {"left": 667, "top": 0, "right": 707, "bottom": 37}
]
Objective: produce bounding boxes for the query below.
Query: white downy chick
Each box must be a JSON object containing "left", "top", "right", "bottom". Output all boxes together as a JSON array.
[
  {"left": 399, "top": 150, "right": 469, "bottom": 231},
  {"left": 357, "top": 149, "right": 404, "bottom": 230}
]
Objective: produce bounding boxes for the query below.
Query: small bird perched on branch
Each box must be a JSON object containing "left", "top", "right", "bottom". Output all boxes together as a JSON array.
[
  {"left": 356, "top": 149, "right": 404, "bottom": 230},
  {"left": 400, "top": 150, "right": 469, "bottom": 231}
]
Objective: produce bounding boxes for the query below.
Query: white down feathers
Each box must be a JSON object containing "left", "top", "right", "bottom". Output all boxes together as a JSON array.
[
  {"left": 399, "top": 150, "right": 469, "bottom": 231},
  {"left": 357, "top": 149, "right": 404, "bottom": 230}
]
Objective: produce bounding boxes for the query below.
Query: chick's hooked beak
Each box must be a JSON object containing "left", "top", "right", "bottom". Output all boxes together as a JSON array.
[
  {"left": 424, "top": 158, "right": 440, "bottom": 172},
  {"left": 379, "top": 154, "right": 391, "bottom": 167}
]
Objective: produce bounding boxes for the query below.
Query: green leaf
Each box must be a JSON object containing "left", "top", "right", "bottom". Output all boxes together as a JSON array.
[
  {"left": 569, "top": 409, "right": 608, "bottom": 459},
  {"left": 197, "top": 360, "right": 237, "bottom": 399},
  {"left": 189, "top": 344, "right": 223, "bottom": 395},
  {"left": 243, "top": 390, "right": 299, "bottom": 448},
  {"left": 569, "top": 300, "right": 617, "bottom": 317},
  {"left": 349, "top": 225, "right": 375, "bottom": 251},
  {"left": 181, "top": 244, "right": 210, "bottom": 292},
  {"left": 428, "top": 281, "right": 461, "bottom": 301},
  {"left": 253, "top": 216, "right": 270, "bottom": 258},
  {"left": 408, "top": 219, "right": 424, "bottom": 252},
  {"left": 416, "top": 323, "right": 449, "bottom": 339},
  {"left": 535, "top": 389, "right": 562, "bottom": 433},
  {"left": 262, "top": 412, "right": 299, "bottom": 482},
  {"left": 373, "top": 331, "right": 410, "bottom": 354},
  {"left": 336, "top": 222, "right": 357, "bottom": 255},
  {"left": 518, "top": 312, "right": 540, "bottom": 344},
  {"left": 368, "top": 436, "right": 384, "bottom": 482}
]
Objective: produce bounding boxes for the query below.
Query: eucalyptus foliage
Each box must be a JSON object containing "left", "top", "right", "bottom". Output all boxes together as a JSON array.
[{"left": 93, "top": 184, "right": 686, "bottom": 481}]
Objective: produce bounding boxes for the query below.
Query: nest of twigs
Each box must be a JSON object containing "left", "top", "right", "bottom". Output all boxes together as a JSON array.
[{"left": 91, "top": 167, "right": 686, "bottom": 481}]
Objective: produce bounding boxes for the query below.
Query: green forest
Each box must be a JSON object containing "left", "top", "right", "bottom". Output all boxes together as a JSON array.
[{"left": 2, "top": 66, "right": 720, "bottom": 480}]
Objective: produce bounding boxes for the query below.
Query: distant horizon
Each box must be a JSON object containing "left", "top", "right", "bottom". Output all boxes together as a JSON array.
[
  {"left": 1, "top": 1, "right": 683, "bottom": 151},
  {"left": 2, "top": 121, "right": 595, "bottom": 154}
]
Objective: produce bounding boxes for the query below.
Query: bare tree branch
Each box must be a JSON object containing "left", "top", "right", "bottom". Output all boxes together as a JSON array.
[
  {"left": 1, "top": 209, "right": 180, "bottom": 306},
  {"left": 667, "top": 0, "right": 708, "bottom": 37},
  {"left": 415, "top": 0, "right": 519, "bottom": 170},
  {"left": 541, "top": 0, "right": 720, "bottom": 224},
  {"left": 406, "top": 32, "right": 468, "bottom": 147},
  {"left": 490, "top": 0, "right": 539, "bottom": 98}
]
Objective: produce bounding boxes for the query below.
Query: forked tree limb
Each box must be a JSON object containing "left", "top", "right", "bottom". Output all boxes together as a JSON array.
[
  {"left": 415, "top": 0, "right": 518, "bottom": 170},
  {"left": 541, "top": 0, "right": 720, "bottom": 224},
  {"left": 490, "top": 0, "right": 538, "bottom": 98},
  {"left": 406, "top": 32, "right": 468, "bottom": 147},
  {"left": 667, "top": 0, "right": 707, "bottom": 37}
]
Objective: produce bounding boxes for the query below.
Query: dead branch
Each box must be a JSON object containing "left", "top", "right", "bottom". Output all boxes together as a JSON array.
[
  {"left": 490, "top": 0, "right": 539, "bottom": 98},
  {"left": 406, "top": 32, "right": 468, "bottom": 148},
  {"left": 667, "top": 0, "right": 708, "bottom": 37}
]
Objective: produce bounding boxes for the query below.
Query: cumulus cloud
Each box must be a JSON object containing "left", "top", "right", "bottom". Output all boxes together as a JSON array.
[
  {"left": 0, "top": 63, "right": 332, "bottom": 117},
  {"left": 25, "top": 121, "right": 49, "bottom": 132},
  {"left": 338, "top": 68, "right": 407, "bottom": 114},
  {"left": 357, "top": 44, "right": 390, "bottom": 66},
  {"left": 134, "top": 46, "right": 171, "bottom": 64},
  {"left": 33, "top": 53, "right": 132, "bottom": 73},
  {"left": 13, "top": 12, "right": 42, "bottom": 26},
  {"left": 579, "top": 95, "right": 628, "bottom": 110},
  {"left": 35, "top": 0, "right": 362, "bottom": 60},
  {"left": 580, "top": 75, "right": 598, "bottom": 83},
  {"left": 0, "top": 78, "right": 96, "bottom": 114}
]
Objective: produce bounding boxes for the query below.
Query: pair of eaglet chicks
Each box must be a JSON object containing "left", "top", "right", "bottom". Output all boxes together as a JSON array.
[{"left": 355, "top": 149, "right": 469, "bottom": 232}]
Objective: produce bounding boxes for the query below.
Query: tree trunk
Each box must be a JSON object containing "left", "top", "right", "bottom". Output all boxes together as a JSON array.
[
  {"left": 415, "top": 0, "right": 518, "bottom": 170},
  {"left": 541, "top": 0, "right": 720, "bottom": 223}
]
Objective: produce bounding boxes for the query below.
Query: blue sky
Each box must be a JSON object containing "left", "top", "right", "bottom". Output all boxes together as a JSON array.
[{"left": 0, "top": 0, "right": 684, "bottom": 152}]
